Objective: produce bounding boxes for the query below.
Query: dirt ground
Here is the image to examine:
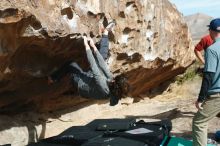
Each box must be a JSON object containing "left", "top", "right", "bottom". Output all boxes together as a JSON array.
[
  {"left": 1, "top": 75, "right": 220, "bottom": 146},
  {"left": 46, "top": 75, "right": 220, "bottom": 140}
]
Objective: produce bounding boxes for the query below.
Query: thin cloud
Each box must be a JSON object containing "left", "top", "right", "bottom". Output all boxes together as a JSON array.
[
  {"left": 169, "top": 0, "right": 220, "bottom": 17},
  {"left": 179, "top": 1, "right": 220, "bottom": 9}
]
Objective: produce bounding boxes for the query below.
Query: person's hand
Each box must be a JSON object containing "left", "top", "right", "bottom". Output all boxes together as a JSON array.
[
  {"left": 88, "top": 38, "right": 95, "bottom": 47},
  {"left": 88, "top": 38, "right": 97, "bottom": 51},
  {"left": 83, "top": 35, "right": 90, "bottom": 50},
  {"left": 83, "top": 35, "right": 88, "bottom": 45},
  {"left": 195, "top": 100, "right": 203, "bottom": 110}
]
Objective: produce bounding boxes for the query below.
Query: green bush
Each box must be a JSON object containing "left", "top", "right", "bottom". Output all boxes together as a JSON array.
[{"left": 176, "top": 69, "right": 198, "bottom": 85}]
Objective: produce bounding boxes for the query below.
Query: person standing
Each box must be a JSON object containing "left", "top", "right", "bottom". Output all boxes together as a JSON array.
[{"left": 192, "top": 18, "right": 220, "bottom": 146}]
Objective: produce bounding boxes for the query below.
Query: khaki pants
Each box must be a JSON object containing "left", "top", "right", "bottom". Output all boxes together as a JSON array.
[{"left": 192, "top": 94, "right": 220, "bottom": 146}]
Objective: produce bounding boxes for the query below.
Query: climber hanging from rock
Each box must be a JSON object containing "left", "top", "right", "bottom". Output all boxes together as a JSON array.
[{"left": 47, "top": 21, "right": 129, "bottom": 106}]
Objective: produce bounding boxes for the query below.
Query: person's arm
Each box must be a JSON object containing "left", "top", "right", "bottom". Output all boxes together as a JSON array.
[
  {"left": 198, "top": 72, "right": 214, "bottom": 102},
  {"left": 88, "top": 37, "right": 113, "bottom": 80},
  {"left": 195, "top": 48, "right": 217, "bottom": 109},
  {"left": 194, "top": 37, "right": 206, "bottom": 64},
  {"left": 88, "top": 37, "right": 98, "bottom": 52},
  {"left": 83, "top": 36, "right": 91, "bottom": 51},
  {"left": 195, "top": 72, "right": 214, "bottom": 109},
  {"left": 83, "top": 36, "right": 110, "bottom": 94},
  {"left": 83, "top": 36, "right": 101, "bottom": 76},
  {"left": 194, "top": 49, "right": 205, "bottom": 64}
]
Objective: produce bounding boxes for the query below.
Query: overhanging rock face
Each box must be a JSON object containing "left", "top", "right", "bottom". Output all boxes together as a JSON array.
[{"left": 0, "top": 0, "right": 194, "bottom": 112}]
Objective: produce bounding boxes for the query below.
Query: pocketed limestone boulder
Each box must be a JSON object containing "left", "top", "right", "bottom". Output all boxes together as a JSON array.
[{"left": 0, "top": 0, "right": 194, "bottom": 112}]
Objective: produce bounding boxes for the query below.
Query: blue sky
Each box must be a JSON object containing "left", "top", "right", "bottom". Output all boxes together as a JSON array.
[{"left": 169, "top": 0, "right": 220, "bottom": 18}]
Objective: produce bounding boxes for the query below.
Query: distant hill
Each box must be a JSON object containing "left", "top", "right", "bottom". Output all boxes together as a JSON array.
[{"left": 184, "top": 13, "right": 213, "bottom": 42}]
